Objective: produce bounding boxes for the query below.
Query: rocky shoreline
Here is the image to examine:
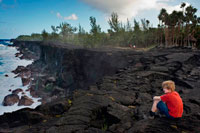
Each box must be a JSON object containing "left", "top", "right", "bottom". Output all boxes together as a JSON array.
[
  {"left": 1, "top": 43, "right": 41, "bottom": 109},
  {"left": 2, "top": 65, "right": 37, "bottom": 107},
  {"left": 0, "top": 41, "right": 200, "bottom": 132}
]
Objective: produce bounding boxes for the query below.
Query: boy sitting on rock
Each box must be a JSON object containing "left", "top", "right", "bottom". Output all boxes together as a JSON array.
[{"left": 149, "top": 80, "right": 183, "bottom": 119}]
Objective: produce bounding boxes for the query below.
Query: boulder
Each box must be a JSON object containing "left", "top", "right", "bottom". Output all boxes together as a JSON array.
[
  {"left": 18, "top": 95, "right": 34, "bottom": 106},
  {"left": 3, "top": 94, "right": 19, "bottom": 106},
  {"left": 12, "top": 88, "right": 23, "bottom": 95},
  {"left": 15, "top": 52, "right": 21, "bottom": 57},
  {"left": 4, "top": 74, "right": 8, "bottom": 77}
]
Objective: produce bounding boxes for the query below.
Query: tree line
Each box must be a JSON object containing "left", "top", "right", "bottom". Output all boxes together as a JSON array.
[
  {"left": 158, "top": 3, "right": 200, "bottom": 48},
  {"left": 17, "top": 2, "right": 200, "bottom": 49}
]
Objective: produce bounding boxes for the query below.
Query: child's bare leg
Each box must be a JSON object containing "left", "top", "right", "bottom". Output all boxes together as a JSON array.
[{"left": 151, "top": 100, "right": 160, "bottom": 112}]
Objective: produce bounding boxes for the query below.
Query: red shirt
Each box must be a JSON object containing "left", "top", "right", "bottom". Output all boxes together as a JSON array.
[{"left": 161, "top": 91, "right": 183, "bottom": 118}]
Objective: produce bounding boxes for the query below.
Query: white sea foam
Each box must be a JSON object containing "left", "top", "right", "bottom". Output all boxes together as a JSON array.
[{"left": 0, "top": 44, "right": 41, "bottom": 116}]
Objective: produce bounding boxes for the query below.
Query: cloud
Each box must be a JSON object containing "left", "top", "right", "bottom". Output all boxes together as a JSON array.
[
  {"left": 156, "top": 2, "right": 190, "bottom": 14},
  {"left": 0, "top": 0, "right": 2, "bottom": 3},
  {"left": 80, "top": 0, "right": 191, "bottom": 21},
  {"left": 56, "top": 12, "right": 78, "bottom": 20},
  {"left": 64, "top": 14, "right": 78, "bottom": 20}
]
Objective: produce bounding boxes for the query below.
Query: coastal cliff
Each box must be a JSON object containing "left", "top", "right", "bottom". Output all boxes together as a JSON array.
[
  {"left": 13, "top": 41, "right": 140, "bottom": 101},
  {"left": 1, "top": 41, "right": 200, "bottom": 133}
]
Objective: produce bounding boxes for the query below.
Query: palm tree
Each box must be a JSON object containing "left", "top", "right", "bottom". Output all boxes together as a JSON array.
[
  {"left": 176, "top": 11, "right": 184, "bottom": 46},
  {"left": 185, "top": 5, "right": 198, "bottom": 46},
  {"left": 180, "top": 2, "right": 186, "bottom": 46},
  {"left": 158, "top": 8, "right": 169, "bottom": 46},
  {"left": 170, "top": 11, "right": 179, "bottom": 46},
  {"left": 181, "top": 2, "right": 186, "bottom": 13}
]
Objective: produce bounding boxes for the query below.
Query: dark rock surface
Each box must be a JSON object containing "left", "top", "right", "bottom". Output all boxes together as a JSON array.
[{"left": 2, "top": 41, "right": 199, "bottom": 132}]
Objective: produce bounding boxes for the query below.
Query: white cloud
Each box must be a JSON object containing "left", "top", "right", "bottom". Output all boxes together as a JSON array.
[
  {"left": 64, "top": 14, "right": 78, "bottom": 20},
  {"left": 80, "top": 0, "right": 191, "bottom": 21},
  {"left": 56, "top": 12, "right": 78, "bottom": 20},
  {"left": 156, "top": 2, "right": 190, "bottom": 14}
]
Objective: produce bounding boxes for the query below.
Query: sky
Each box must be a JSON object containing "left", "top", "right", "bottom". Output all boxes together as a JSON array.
[{"left": 0, "top": 0, "right": 199, "bottom": 39}]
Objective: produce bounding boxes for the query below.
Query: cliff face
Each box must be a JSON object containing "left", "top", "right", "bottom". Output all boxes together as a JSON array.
[{"left": 13, "top": 41, "right": 139, "bottom": 98}]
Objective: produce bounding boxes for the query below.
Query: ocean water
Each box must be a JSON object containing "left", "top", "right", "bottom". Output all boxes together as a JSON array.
[{"left": 0, "top": 41, "right": 41, "bottom": 116}]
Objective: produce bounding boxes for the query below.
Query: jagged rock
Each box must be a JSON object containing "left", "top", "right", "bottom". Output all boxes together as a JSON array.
[
  {"left": 190, "top": 67, "right": 200, "bottom": 77},
  {"left": 15, "top": 52, "right": 21, "bottom": 57},
  {"left": 51, "top": 86, "right": 65, "bottom": 96},
  {"left": 25, "top": 111, "right": 46, "bottom": 124},
  {"left": 12, "top": 66, "right": 26, "bottom": 74},
  {"left": 18, "top": 95, "right": 34, "bottom": 106},
  {"left": 36, "top": 98, "right": 70, "bottom": 115},
  {"left": 47, "top": 77, "right": 56, "bottom": 82},
  {"left": 134, "top": 62, "right": 143, "bottom": 67},
  {"left": 3, "top": 94, "right": 19, "bottom": 106},
  {"left": 0, "top": 109, "right": 46, "bottom": 128},
  {"left": 86, "top": 127, "right": 111, "bottom": 133},
  {"left": 166, "top": 53, "right": 193, "bottom": 62},
  {"left": 12, "top": 88, "right": 23, "bottom": 95},
  {"left": 29, "top": 88, "right": 38, "bottom": 98},
  {"left": 107, "top": 102, "right": 131, "bottom": 120},
  {"left": 20, "top": 70, "right": 31, "bottom": 78},
  {"left": 21, "top": 77, "right": 31, "bottom": 86},
  {"left": 109, "top": 93, "right": 135, "bottom": 106},
  {"left": 150, "top": 66, "right": 168, "bottom": 73}
]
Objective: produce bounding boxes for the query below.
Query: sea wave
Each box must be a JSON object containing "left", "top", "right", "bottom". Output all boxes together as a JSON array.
[{"left": 0, "top": 43, "right": 41, "bottom": 116}]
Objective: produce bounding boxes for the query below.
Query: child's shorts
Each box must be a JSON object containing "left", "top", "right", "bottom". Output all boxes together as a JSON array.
[{"left": 157, "top": 101, "right": 174, "bottom": 119}]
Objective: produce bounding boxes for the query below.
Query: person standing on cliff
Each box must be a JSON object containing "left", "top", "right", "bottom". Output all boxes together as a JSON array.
[{"left": 149, "top": 80, "right": 183, "bottom": 119}]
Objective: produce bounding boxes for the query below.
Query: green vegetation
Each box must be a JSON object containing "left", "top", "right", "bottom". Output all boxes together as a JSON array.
[
  {"left": 17, "top": 33, "right": 42, "bottom": 41},
  {"left": 16, "top": 2, "right": 200, "bottom": 49}
]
